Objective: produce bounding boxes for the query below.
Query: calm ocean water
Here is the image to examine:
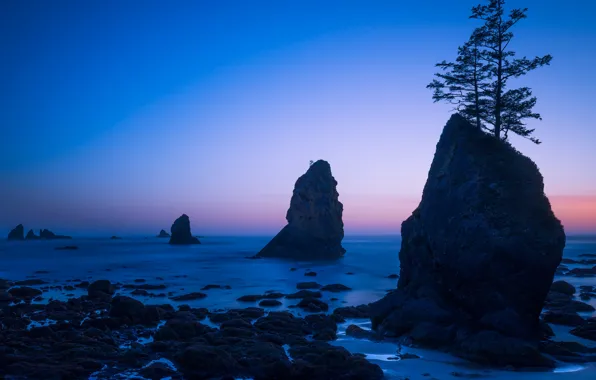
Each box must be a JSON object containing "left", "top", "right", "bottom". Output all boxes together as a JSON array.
[{"left": 1, "top": 234, "right": 595, "bottom": 379}]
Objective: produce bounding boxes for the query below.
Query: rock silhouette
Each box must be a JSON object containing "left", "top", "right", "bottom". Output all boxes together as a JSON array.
[
  {"left": 257, "top": 160, "right": 345, "bottom": 259},
  {"left": 39, "top": 229, "right": 72, "bottom": 240},
  {"left": 25, "top": 229, "right": 39, "bottom": 240},
  {"left": 169, "top": 214, "right": 200, "bottom": 245},
  {"left": 369, "top": 114, "right": 565, "bottom": 367},
  {"left": 157, "top": 229, "right": 170, "bottom": 238},
  {"left": 7, "top": 224, "right": 24, "bottom": 241}
]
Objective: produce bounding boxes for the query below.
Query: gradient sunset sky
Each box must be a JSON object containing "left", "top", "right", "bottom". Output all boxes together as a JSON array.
[{"left": 1, "top": 0, "right": 595, "bottom": 236}]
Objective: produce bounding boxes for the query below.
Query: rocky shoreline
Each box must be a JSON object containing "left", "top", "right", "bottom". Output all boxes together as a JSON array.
[
  {"left": 1, "top": 266, "right": 595, "bottom": 380},
  {"left": 0, "top": 277, "right": 384, "bottom": 380}
]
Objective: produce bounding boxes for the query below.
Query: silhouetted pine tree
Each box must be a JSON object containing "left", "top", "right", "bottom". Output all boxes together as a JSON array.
[
  {"left": 428, "top": 30, "right": 491, "bottom": 130},
  {"left": 471, "top": 0, "right": 552, "bottom": 144},
  {"left": 429, "top": 0, "right": 552, "bottom": 144}
]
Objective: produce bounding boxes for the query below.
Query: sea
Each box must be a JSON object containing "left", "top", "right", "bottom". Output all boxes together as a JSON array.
[{"left": 1, "top": 234, "right": 595, "bottom": 380}]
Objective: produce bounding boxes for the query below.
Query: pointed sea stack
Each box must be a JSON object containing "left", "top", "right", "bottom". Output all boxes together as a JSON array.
[
  {"left": 169, "top": 214, "right": 200, "bottom": 245},
  {"left": 257, "top": 160, "right": 345, "bottom": 260},
  {"left": 7, "top": 224, "right": 24, "bottom": 241},
  {"left": 25, "top": 229, "right": 39, "bottom": 240},
  {"left": 157, "top": 229, "right": 170, "bottom": 238},
  {"left": 369, "top": 115, "right": 565, "bottom": 368}
]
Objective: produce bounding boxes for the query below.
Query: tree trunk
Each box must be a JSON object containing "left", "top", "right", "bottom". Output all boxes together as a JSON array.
[
  {"left": 473, "top": 48, "right": 481, "bottom": 129},
  {"left": 494, "top": 3, "right": 503, "bottom": 140}
]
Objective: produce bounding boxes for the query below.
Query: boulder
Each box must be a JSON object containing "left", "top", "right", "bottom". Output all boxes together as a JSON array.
[
  {"left": 170, "top": 292, "right": 207, "bottom": 301},
  {"left": 296, "top": 282, "right": 321, "bottom": 290},
  {"left": 8, "top": 286, "right": 42, "bottom": 300},
  {"left": 570, "top": 318, "right": 596, "bottom": 341},
  {"left": 54, "top": 245, "right": 78, "bottom": 250},
  {"left": 7, "top": 224, "right": 24, "bottom": 240},
  {"left": 346, "top": 324, "right": 381, "bottom": 341},
  {"left": 550, "top": 280, "right": 576, "bottom": 296},
  {"left": 157, "top": 229, "right": 170, "bottom": 238},
  {"left": 256, "top": 160, "right": 345, "bottom": 259},
  {"left": 88, "top": 280, "right": 115, "bottom": 298},
  {"left": 369, "top": 115, "right": 565, "bottom": 367},
  {"left": 109, "top": 296, "right": 145, "bottom": 321},
  {"left": 168, "top": 214, "right": 200, "bottom": 245},
  {"left": 320, "top": 284, "right": 352, "bottom": 292},
  {"left": 259, "top": 299, "right": 282, "bottom": 307},
  {"left": 543, "top": 311, "right": 585, "bottom": 326}
]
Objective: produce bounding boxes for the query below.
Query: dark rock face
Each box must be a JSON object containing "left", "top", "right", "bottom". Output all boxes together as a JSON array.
[
  {"left": 157, "top": 229, "right": 170, "bottom": 238},
  {"left": 168, "top": 214, "right": 200, "bottom": 245},
  {"left": 7, "top": 224, "right": 24, "bottom": 240},
  {"left": 256, "top": 160, "right": 345, "bottom": 259},
  {"left": 369, "top": 115, "right": 565, "bottom": 368}
]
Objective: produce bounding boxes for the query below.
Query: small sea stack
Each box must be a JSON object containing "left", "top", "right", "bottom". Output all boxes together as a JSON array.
[
  {"left": 169, "top": 214, "right": 200, "bottom": 245},
  {"left": 25, "top": 229, "right": 39, "bottom": 240},
  {"left": 369, "top": 114, "right": 565, "bottom": 367},
  {"left": 257, "top": 160, "right": 345, "bottom": 260},
  {"left": 157, "top": 229, "right": 170, "bottom": 238},
  {"left": 39, "top": 229, "right": 72, "bottom": 240},
  {"left": 7, "top": 224, "right": 24, "bottom": 241}
]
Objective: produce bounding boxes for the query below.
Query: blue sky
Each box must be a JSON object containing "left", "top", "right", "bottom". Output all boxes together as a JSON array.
[{"left": 1, "top": 0, "right": 595, "bottom": 236}]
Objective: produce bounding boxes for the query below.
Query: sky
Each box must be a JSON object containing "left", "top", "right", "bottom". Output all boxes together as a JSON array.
[{"left": 1, "top": 0, "right": 595, "bottom": 236}]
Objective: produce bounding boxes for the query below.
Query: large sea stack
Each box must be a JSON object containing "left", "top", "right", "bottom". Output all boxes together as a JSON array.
[
  {"left": 369, "top": 115, "right": 565, "bottom": 367},
  {"left": 169, "top": 214, "right": 200, "bottom": 245},
  {"left": 7, "top": 224, "right": 24, "bottom": 241},
  {"left": 257, "top": 160, "right": 345, "bottom": 259}
]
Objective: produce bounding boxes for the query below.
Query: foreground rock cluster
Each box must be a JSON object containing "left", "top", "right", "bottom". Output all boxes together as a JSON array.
[
  {"left": 257, "top": 160, "right": 346, "bottom": 260},
  {"left": 370, "top": 114, "right": 566, "bottom": 367},
  {"left": 0, "top": 278, "right": 382, "bottom": 380}
]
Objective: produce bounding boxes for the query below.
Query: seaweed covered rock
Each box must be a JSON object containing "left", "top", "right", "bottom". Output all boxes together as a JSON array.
[
  {"left": 7, "top": 224, "right": 24, "bottom": 241},
  {"left": 169, "top": 214, "right": 200, "bottom": 245},
  {"left": 257, "top": 160, "right": 345, "bottom": 259},
  {"left": 370, "top": 114, "right": 565, "bottom": 367}
]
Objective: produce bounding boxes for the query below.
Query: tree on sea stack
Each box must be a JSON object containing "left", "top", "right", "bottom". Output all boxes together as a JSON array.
[
  {"left": 427, "top": 30, "right": 491, "bottom": 130},
  {"left": 428, "top": 0, "right": 552, "bottom": 144}
]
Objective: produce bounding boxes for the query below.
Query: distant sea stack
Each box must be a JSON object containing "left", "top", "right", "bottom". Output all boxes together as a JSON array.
[
  {"left": 39, "top": 229, "right": 72, "bottom": 240},
  {"left": 169, "top": 214, "right": 200, "bottom": 245},
  {"left": 257, "top": 160, "right": 345, "bottom": 260},
  {"left": 369, "top": 115, "right": 565, "bottom": 367},
  {"left": 25, "top": 229, "right": 39, "bottom": 240},
  {"left": 157, "top": 229, "right": 170, "bottom": 238},
  {"left": 7, "top": 224, "right": 24, "bottom": 241}
]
